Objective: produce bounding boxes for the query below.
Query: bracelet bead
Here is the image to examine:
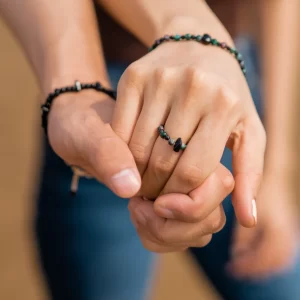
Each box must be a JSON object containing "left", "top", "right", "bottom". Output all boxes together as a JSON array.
[
  {"left": 148, "top": 33, "right": 246, "bottom": 76},
  {"left": 41, "top": 80, "right": 116, "bottom": 136}
]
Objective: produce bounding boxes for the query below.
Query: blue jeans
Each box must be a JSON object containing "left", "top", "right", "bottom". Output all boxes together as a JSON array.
[{"left": 35, "top": 38, "right": 300, "bottom": 300}]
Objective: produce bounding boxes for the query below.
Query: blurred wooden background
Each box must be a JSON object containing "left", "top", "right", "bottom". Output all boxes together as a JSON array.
[{"left": 0, "top": 18, "right": 220, "bottom": 300}]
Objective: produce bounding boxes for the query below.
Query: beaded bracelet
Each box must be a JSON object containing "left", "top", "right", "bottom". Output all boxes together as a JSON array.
[
  {"left": 149, "top": 34, "right": 246, "bottom": 76},
  {"left": 41, "top": 80, "right": 117, "bottom": 136}
]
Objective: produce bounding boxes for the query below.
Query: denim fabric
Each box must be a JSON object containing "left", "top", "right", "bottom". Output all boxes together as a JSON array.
[
  {"left": 35, "top": 62, "right": 155, "bottom": 300},
  {"left": 35, "top": 38, "right": 300, "bottom": 300}
]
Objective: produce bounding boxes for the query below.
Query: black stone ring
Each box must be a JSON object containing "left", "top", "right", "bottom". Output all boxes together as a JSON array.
[{"left": 158, "top": 125, "right": 187, "bottom": 152}]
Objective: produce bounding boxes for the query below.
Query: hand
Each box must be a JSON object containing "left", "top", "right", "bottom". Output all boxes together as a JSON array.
[
  {"left": 47, "top": 90, "right": 142, "bottom": 198},
  {"left": 129, "top": 164, "right": 234, "bottom": 252},
  {"left": 228, "top": 171, "right": 299, "bottom": 278},
  {"left": 112, "top": 39, "right": 266, "bottom": 228}
]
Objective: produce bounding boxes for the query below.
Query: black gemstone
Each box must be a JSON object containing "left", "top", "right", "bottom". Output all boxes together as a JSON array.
[
  {"left": 54, "top": 89, "right": 60, "bottom": 95},
  {"left": 61, "top": 87, "right": 67, "bottom": 92},
  {"left": 164, "top": 134, "right": 170, "bottom": 140},
  {"left": 95, "top": 82, "right": 102, "bottom": 90},
  {"left": 202, "top": 34, "right": 211, "bottom": 45},
  {"left": 173, "top": 138, "right": 182, "bottom": 152}
]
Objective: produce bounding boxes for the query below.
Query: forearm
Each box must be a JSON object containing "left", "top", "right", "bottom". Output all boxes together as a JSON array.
[
  {"left": 260, "top": 1, "right": 299, "bottom": 170},
  {"left": 98, "top": 0, "right": 233, "bottom": 47},
  {"left": 0, "top": 0, "right": 109, "bottom": 96}
]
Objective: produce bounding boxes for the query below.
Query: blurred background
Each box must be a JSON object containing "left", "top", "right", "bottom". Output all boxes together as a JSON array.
[{"left": 0, "top": 1, "right": 299, "bottom": 299}]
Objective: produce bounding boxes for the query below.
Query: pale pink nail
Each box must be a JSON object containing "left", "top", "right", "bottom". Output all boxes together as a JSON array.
[{"left": 252, "top": 199, "right": 257, "bottom": 225}]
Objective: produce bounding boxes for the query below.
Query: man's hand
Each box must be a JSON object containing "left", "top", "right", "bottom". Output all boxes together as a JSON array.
[{"left": 47, "top": 91, "right": 141, "bottom": 198}]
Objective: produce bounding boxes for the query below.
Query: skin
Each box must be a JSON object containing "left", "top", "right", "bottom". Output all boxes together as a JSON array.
[
  {"left": 1, "top": 0, "right": 298, "bottom": 277},
  {"left": 0, "top": 0, "right": 240, "bottom": 252},
  {"left": 100, "top": 0, "right": 265, "bottom": 245}
]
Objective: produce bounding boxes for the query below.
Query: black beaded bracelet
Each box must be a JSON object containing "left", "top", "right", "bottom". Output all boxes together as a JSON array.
[
  {"left": 149, "top": 34, "right": 246, "bottom": 76},
  {"left": 41, "top": 80, "right": 117, "bottom": 136}
]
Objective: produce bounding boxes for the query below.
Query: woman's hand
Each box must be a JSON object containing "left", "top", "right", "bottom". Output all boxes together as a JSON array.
[
  {"left": 129, "top": 164, "right": 234, "bottom": 252},
  {"left": 112, "top": 40, "right": 266, "bottom": 227},
  {"left": 47, "top": 90, "right": 142, "bottom": 198},
  {"left": 228, "top": 170, "right": 299, "bottom": 278}
]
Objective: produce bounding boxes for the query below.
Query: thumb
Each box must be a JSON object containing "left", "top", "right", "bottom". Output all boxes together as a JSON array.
[{"left": 85, "top": 120, "right": 141, "bottom": 198}]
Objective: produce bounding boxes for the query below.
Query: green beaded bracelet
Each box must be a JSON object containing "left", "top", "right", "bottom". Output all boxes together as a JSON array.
[{"left": 149, "top": 33, "right": 246, "bottom": 76}]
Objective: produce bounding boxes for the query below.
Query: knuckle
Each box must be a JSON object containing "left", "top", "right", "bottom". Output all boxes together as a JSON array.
[
  {"left": 113, "top": 128, "right": 129, "bottom": 142},
  {"left": 203, "top": 209, "right": 226, "bottom": 234},
  {"left": 124, "top": 62, "right": 145, "bottom": 80},
  {"left": 186, "top": 67, "right": 206, "bottom": 89},
  {"left": 154, "top": 67, "right": 173, "bottom": 84},
  {"left": 151, "top": 158, "right": 175, "bottom": 178},
  {"left": 220, "top": 170, "right": 235, "bottom": 192},
  {"left": 211, "top": 214, "right": 226, "bottom": 233},
  {"left": 186, "top": 68, "right": 216, "bottom": 91},
  {"left": 217, "top": 85, "right": 238, "bottom": 109},
  {"left": 120, "top": 62, "right": 146, "bottom": 89},
  {"left": 153, "top": 225, "right": 170, "bottom": 244},
  {"left": 187, "top": 205, "right": 205, "bottom": 222},
  {"left": 197, "top": 234, "right": 213, "bottom": 247},
  {"left": 92, "top": 137, "right": 119, "bottom": 163},
  {"left": 129, "top": 142, "right": 148, "bottom": 166},
  {"left": 176, "top": 165, "right": 203, "bottom": 188}
]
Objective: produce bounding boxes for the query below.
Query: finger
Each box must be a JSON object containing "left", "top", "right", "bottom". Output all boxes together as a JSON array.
[
  {"left": 162, "top": 86, "right": 239, "bottom": 196},
  {"left": 111, "top": 63, "right": 144, "bottom": 143},
  {"left": 154, "top": 164, "right": 234, "bottom": 222},
  {"left": 140, "top": 80, "right": 212, "bottom": 199},
  {"left": 129, "top": 207, "right": 186, "bottom": 253},
  {"left": 128, "top": 69, "right": 175, "bottom": 176},
  {"left": 137, "top": 235, "right": 187, "bottom": 253},
  {"left": 229, "top": 116, "right": 266, "bottom": 228},
  {"left": 230, "top": 223, "right": 259, "bottom": 259},
  {"left": 228, "top": 232, "right": 297, "bottom": 279},
  {"left": 129, "top": 197, "right": 225, "bottom": 246},
  {"left": 84, "top": 119, "right": 141, "bottom": 198}
]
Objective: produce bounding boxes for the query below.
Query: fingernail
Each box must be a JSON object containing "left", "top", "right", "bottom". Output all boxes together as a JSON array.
[
  {"left": 156, "top": 205, "right": 175, "bottom": 219},
  {"left": 252, "top": 199, "right": 257, "bottom": 225},
  {"left": 111, "top": 168, "right": 140, "bottom": 196}
]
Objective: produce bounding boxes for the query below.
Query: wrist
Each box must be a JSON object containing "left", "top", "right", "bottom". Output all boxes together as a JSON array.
[
  {"left": 38, "top": 33, "right": 110, "bottom": 98},
  {"left": 152, "top": 3, "right": 233, "bottom": 47},
  {"left": 41, "top": 69, "right": 111, "bottom": 101},
  {"left": 264, "top": 146, "right": 297, "bottom": 176}
]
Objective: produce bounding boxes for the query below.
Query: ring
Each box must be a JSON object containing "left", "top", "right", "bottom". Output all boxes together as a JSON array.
[{"left": 158, "top": 125, "right": 187, "bottom": 152}]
